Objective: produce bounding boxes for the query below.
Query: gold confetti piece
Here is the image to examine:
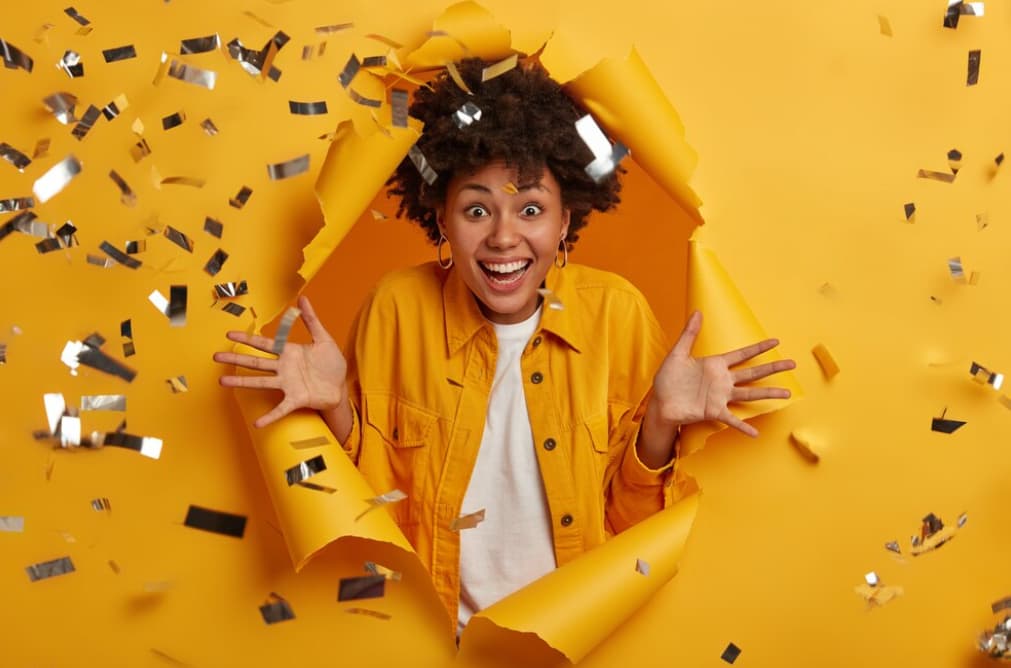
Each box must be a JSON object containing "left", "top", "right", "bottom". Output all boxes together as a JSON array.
[
  {"left": 166, "top": 376, "right": 188, "bottom": 393},
  {"left": 789, "top": 429, "right": 821, "bottom": 462},
  {"left": 108, "top": 560, "right": 120, "bottom": 574},
  {"left": 166, "top": 58, "right": 217, "bottom": 90},
  {"left": 345, "top": 607, "right": 391, "bottom": 621},
  {"left": 33, "top": 155, "right": 81, "bottom": 203},
  {"left": 32, "top": 138, "right": 49, "bottom": 158},
  {"left": 71, "top": 105, "right": 101, "bottom": 140},
  {"left": 917, "top": 168, "right": 956, "bottom": 183},
  {"left": 57, "top": 50, "right": 84, "bottom": 78},
  {"left": 364, "top": 561, "right": 402, "bottom": 582},
  {"left": 878, "top": 15, "right": 893, "bottom": 36},
  {"left": 27, "top": 556, "right": 75, "bottom": 582},
  {"left": 339, "top": 574, "right": 386, "bottom": 601},
  {"left": 721, "top": 642, "right": 742, "bottom": 665},
  {"left": 229, "top": 186, "right": 252, "bottom": 209},
  {"left": 272, "top": 306, "right": 301, "bottom": 354},
  {"left": 101, "top": 93, "right": 129, "bottom": 121},
  {"left": 339, "top": 54, "right": 360, "bottom": 88},
  {"left": 0, "top": 516, "right": 25, "bottom": 532},
  {"left": 635, "top": 558, "right": 651, "bottom": 576},
  {"left": 290, "top": 436, "right": 330, "bottom": 449},
  {"left": 537, "top": 288, "right": 564, "bottom": 311},
  {"left": 108, "top": 170, "right": 137, "bottom": 207},
  {"left": 481, "top": 53, "right": 518, "bottom": 81},
  {"left": 197, "top": 119, "right": 219, "bottom": 138},
  {"left": 91, "top": 497, "right": 111, "bottom": 511},
  {"left": 221, "top": 303, "right": 246, "bottom": 317},
  {"left": 103, "top": 45, "right": 136, "bottom": 63},
  {"left": 969, "top": 270, "right": 980, "bottom": 285},
  {"left": 148, "top": 286, "right": 187, "bottom": 326},
  {"left": 180, "top": 34, "right": 220, "bottom": 54},
  {"left": 967, "top": 49, "right": 981, "bottom": 86},
  {"left": 811, "top": 343, "right": 839, "bottom": 379},
  {"left": 214, "top": 280, "right": 247, "bottom": 298},
  {"left": 203, "top": 248, "right": 228, "bottom": 276},
  {"left": 267, "top": 155, "right": 309, "bottom": 180},
  {"left": 130, "top": 138, "right": 151, "bottom": 162},
  {"left": 450, "top": 508, "right": 486, "bottom": 531},
  {"left": 407, "top": 145, "right": 438, "bottom": 185},
  {"left": 445, "top": 61, "right": 474, "bottom": 94},
  {"left": 976, "top": 212, "right": 989, "bottom": 231},
  {"left": 370, "top": 209, "right": 388, "bottom": 221},
  {"left": 502, "top": 181, "right": 519, "bottom": 195},
  {"left": 316, "top": 23, "right": 354, "bottom": 34},
  {"left": 163, "top": 226, "right": 194, "bottom": 252},
  {"left": 348, "top": 88, "right": 382, "bottom": 108},
  {"left": 259, "top": 593, "right": 295, "bottom": 624},
  {"left": 903, "top": 202, "right": 915, "bottom": 222},
  {"left": 1, "top": 38, "right": 34, "bottom": 72},
  {"left": 357, "top": 489, "right": 407, "bottom": 521},
  {"left": 575, "top": 114, "right": 629, "bottom": 183},
  {"left": 143, "top": 580, "right": 174, "bottom": 593},
  {"left": 301, "top": 45, "right": 314, "bottom": 60},
  {"left": 122, "top": 340, "right": 135, "bottom": 356},
  {"left": 391, "top": 89, "right": 409, "bottom": 128},
  {"left": 0, "top": 142, "right": 31, "bottom": 171},
  {"left": 855, "top": 581, "right": 903, "bottom": 608},
  {"left": 162, "top": 111, "right": 186, "bottom": 131},
  {"left": 161, "top": 176, "right": 205, "bottom": 188},
  {"left": 289, "top": 100, "right": 328, "bottom": 116},
  {"left": 80, "top": 395, "right": 126, "bottom": 411}
]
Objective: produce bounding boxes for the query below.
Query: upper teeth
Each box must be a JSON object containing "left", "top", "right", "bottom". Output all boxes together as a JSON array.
[{"left": 482, "top": 260, "right": 528, "bottom": 273}]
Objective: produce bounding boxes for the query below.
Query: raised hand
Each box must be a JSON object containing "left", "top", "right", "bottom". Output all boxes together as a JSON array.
[
  {"left": 213, "top": 295, "right": 348, "bottom": 429},
  {"left": 651, "top": 311, "right": 796, "bottom": 438}
]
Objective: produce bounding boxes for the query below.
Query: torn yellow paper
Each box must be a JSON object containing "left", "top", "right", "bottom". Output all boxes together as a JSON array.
[
  {"left": 402, "top": 1, "right": 512, "bottom": 71},
  {"left": 460, "top": 488, "right": 699, "bottom": 665},
  {"left": 789, "top": 429, "right": 821, "bottom": 463},
  {"left": 812, "top": 343, "right": 840, "bottom": 380}
]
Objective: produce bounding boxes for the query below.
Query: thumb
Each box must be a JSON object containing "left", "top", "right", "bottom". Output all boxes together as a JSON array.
[{"left": 671, "top": 311, "right": 702, "bottom": 359}]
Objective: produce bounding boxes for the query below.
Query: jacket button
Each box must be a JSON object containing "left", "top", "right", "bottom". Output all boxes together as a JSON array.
[
  {"left": 543, "top": 438, "right": 556, "bottom": 451},
  {"left": 531, "top": 371, "right": 544, "bottom": 384},
  {"left": 560, "top": 513, "right": 573, "bottom": 527},
  {"left": 392, "top": 427, "right": 398, "bottom": 441},
  {"left": 532, "top": 336, "right": 542, "bottom": 348}
]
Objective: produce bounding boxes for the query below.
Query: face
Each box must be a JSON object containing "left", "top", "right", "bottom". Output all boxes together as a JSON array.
[{"left": 439, "top": 162, "right": 570, "bottom": 325}]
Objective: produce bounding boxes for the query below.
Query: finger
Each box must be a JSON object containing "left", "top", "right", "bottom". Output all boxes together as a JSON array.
[
  {"left": 722, "top": 337, "right": 780, "bottom": 367},
  {"left": 219, "top": 374, "right": 281, "bottom": 390},
  {"left": 213, "top": 351, "right": 279, "bottom": 372},
  {"left": 298, "top": 295, "right": 334, "bottom": 344},
  {"left": 226, "top": 330, "right": 277, "bottom": 354},
  {"left": 254, "top": 398, "right": 295, "bottom": 428},
  {"left": 720, "top": 409, "right": 759, "bottom": 438},
  {"left": 730, "top": 386, "right": 791, "bottom": 402},
  {"left": 671, "top": 311, "right": 702, "bottom": 358},
  {"left": 732, "top": 359, "right": 796, "bottom": 383}
]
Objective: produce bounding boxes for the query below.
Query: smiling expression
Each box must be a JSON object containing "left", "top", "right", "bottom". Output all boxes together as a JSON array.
[{"left": 439, "top": 162, "right": 570, "bottom": 325}]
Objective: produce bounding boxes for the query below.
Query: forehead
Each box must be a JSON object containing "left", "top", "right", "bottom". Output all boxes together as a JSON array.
[{"left": 447, "top": 161, "right": 561, "bottom": 195}]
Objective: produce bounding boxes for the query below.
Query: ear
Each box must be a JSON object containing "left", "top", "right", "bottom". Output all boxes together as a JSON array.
[
  {"left": 560, "top": 208, "right": 571, "bottom": 242},
  {"left": 435, "top": 207, "right": 446, "bottom": 235}
]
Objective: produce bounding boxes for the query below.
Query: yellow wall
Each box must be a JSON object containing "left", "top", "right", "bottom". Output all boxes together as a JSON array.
[{"left": 1, "top": 0, "right": 1009, "bottom": 666}]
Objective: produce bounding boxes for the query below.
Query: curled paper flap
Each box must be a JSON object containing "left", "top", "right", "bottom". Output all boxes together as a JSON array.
[
  {"left": 401, "top": 1, "right": 513, "bottom": 72},
  {"left": 549, "top": 48, "right": 703, "bottom": 226},
  {"left": 231, "top": 359, "right": 414, "bottom": 569},
  {"left": 680, "top": 237, "right": 803, "bottom": 456},
  {"left": 461, "top": 486, "right": 699, "bottom": 665},
  {"left": 302, "top": 113, "right": 422, "bottom": 283}
]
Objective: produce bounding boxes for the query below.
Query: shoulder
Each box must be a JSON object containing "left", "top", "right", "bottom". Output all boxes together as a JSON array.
[
  {"left": 564, "top": 263, "right": 651, "bottom": 311},
  {"left": 367, "top": 262, "right": 444, "bottom": 307}
]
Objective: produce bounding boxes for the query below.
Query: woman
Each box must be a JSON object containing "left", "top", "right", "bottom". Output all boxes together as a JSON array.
[{"left": 214, "top": 58, "right": 795, "bottom": 630}]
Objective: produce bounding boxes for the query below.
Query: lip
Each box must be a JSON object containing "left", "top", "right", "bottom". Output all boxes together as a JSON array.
[{"left": 476, "top": 257, "right": 533, "bottom": 265}]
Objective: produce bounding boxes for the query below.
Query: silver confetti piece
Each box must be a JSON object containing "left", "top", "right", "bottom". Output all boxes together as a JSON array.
[
  {"left": 407, "top": 145, "right": 438, "bottom": 185},
  {"left": 167, "top": 59, "right": 217, "bottom": 90},
  {"left": 125, "top": 240, "right": 146, "bottom": 254},
  {"left": 316, "top": 23, "right": 354, "bottom": 34},
  {"left": 575, "top": 114, "right": 629, "bottom": 183},
  {"left": 180, "top": 34, "right": 221, "bottom": 54},
  {"left": 109, "top": 170, "right": 137, "bottom": 206},
  {"left": 201, "top": 118, "right": 218, "bottom": 136},
  {"left": 204, "top": 217, "right": 223, "bottom": 238},
  {"left": 967, "top": 49, "right": 981, "bottom": 86},
  {"left": 102, "top": 94, "right": 129, "bottom": 121},
  {"left": 364, "top": 561, "right": 402, "bottom": 581},
  {"left": 33, "top": 155, "right": 82, "bottom": 203},
  {"left": 272, "top": 306, "right": 301, "bottom": 354},
  {"left": 99, "top": 240, "right": 141, "bottom": 268},
  {"left": 259, "top": 593, "right": 295, "bottom": 624},
  {"left": 99, "top": 431, "right": 163, "bottom": 459},
  {"left": 362, "top": 55, "right": 387, "bottom": 68},
  {"left": 91, "top": 497, "right": 111, "bottom": 511},
  {"left": 102, "top": 45, "right": 136, "bottom": 63},
  {"left": 865, "top": 571, "right": 880, "bottom": 587},
  {"left": 339, "top": 54, "right": 360, "bottom": 88},
  {"left": 948, "top": 257, "right": 965, "bottom": 281},
  {"left": 162, "top": 111, "right": 186, "bottom": 131},
  {"left": 285, "top": 454, "right": 327, "bottom": 485},
  {"left": 71, "top": 105, "right": 101, "bottom": 141},
  {"left": 357, "top": 489, "right": 407, "bottom": 520},
  {"left": 970, "top": 361, "right": 1004, "bottom": 390},
  {"left": 267, "top": 155, "right": 309, "bottom": 180},
  {"left": 349, "top": 89, "right": 381, "bottom": 108},
  {"left": 452, "top": 101, "right": 482, "bottom": 129},
  {"left": 2, "top": 39, "right": 34, "bottom": 72},
  {"left": 214, "top": 280, "right": 247, "bottom": 298},
  {"left": 0, "top": 143, "right": 31, "bottom": 171},
  {"left": 635, "top": 558, "right": 651, "bottom": 576},
  {"left": 450, "top": 508, "right": 486, "bottom": 531},
  {"left": 43, "top": 393, "right": 66, "bottom": 432},
  {"left": 204, "top": 249, "right": 228, "bottom": 276},
  {"left": 229, "top": 186, "right": 252, "bottom": 209},
  {"left": 164, "top": 226, "right": 194, "bottom": 252},
  {"left": 0, "top": 197, "right": 34, "bottom": 212},
  {"left": 0, "top": 516, "right": 25, "bottom": 532},
  {"left": 57, "top": 50, "right": 84, "bottom": 78},
  {"left": 59, "top": 414, "right": 81, "bottom": 446},
  {"left": 391, "top": 89, "right": 409, "bottom": 128},
  {"left": 27, "top": 556, "right": 75, "bottom": 582},
  {"left": 289, "top": 100, "right": 328, "bottom": 116},
  {"left": 148, "top": 287, "right": 187, "bottom": 326},
  {"left": 81, "top": 395, "right": 126, "bottom": 411},
  {"left": 885, "top": 540, "right": 901, "bottom": 554},
  {"left": 64, "top": 7, "right": 90, "bottom": 25},
  {"left": 221, "top": 303, "right": 245, "bottom": 316},
  {"left": 42, "top": 92, "right": 78, "bottom": 125}
]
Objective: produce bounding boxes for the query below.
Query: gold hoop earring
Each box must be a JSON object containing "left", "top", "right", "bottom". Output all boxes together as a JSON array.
[
  {"left": 555, "top": 239, "right": 568, "bottom": 269},
  {"left": 437, "top": 233, "right": 453, "bottom": 269}
]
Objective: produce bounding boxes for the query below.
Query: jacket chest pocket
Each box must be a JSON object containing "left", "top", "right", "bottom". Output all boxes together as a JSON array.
[{"left": 364, "top": 393, "right": 438, "bottom": 449}]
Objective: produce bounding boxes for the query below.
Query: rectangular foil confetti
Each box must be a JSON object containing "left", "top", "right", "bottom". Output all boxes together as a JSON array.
[
  {"left": 290, "top": 436, "right": 330, "bottom": 449},
  {"left": 364, "top": 562, "right": 402, "bottom": 582},
  {"left": 162, "top": 111, "right": 186, "bottom": 131},
  {"left": 904, "top": 202, "right": 916, "bottom": 222},
  {"left": 164, "top": 226, "right": 194, "bottom": 252},
  {"left": 391, "top": 89, "right": 409, "bottom": 128},
  {"left": 721, "top": 643, "right": 742, "bottom": 665},
  {"left": 348, "top": 88, "right": 381, "bottom": 108},
  {"left": 948, "top": 257, "right": 965, "bottom": 281},
  {"left": 407, "top": 145, "right": 438, "bottom": 185},
  {"left": 184, "top": 505, "right": 246, "bottom": 538},
  {"left": 214, "top": 280, "right": 247, "bottom": 298},
  {"left": 166, "top": 376, "right": 188, "bottom": 393},
  {"left": 81, "top": 395, "right": 126, "bottom": 411},
  {"left": 970, "top": 361, "right": 1004, "bottom": 389},
  {"left": 203, "top": 218, "right": 223, "bottom": 239},
  {"left": 102, "top": 94, "right": 130, "bottom": 121},
  {"left": 125, "top": 240, "right": 146, "bottom": 254},
  {"left": 201, "top": 118, "right": 218, "bottom": 136},
  {"left": 57, "top": 50, "right": 84, "bottom": 78},
  {"left": 259, "top": 593, "right": 295, "bottom": 624},
  {"left": 32, "top": 138, "right": 49, "bottom": 158},
  {"left": 575, "top": 114, "right": 629, "bottom": 183},
  {"left": 285, "top": 454, "right": 327, "bottom": 485},
  {"left": 357, "top": 489, "right": 407, "bottom": 520},
  {"left": 167, "top": 59, "right": 217, "bottom": 90},
  {"left": 453, "top": 101, "right": 482, "bottom": 128},
  {"left": 338, "top": 575, "right": 386, "bottom": 602},
  {"left": 2, "top": 39, "right": 34, "bottom": 72},
  {"left": 75, "top": 341, "right": 138, "bottom": 382},
  {"left": 339, "top": 54, "right": 360, "bottom": 88},
  {"left": 100, "top": 431, "right": 162, "bottom": 458},
  {"left": 43, "top": 93, "right": 77, "bottom": 125},
  {"left": 0, "top": 143, "right": 32, "bottom": 171},
  {"left": 267, "top": 155, "right": 309, "bottom": 180},
  {"left": 26, "top": 556, "right": 75, "bottom": 582},
  {"left": 91, "top": 497, "right": 111, "bottom": 511},
  {"left": 345, "top": 607, "right": 391, "bottom": 621},
  {"left": 450, "top": 508, "right": 486, "bottom": 531},
  {"left": 229, "top": 186, "right": 252, "bottom": 209},
  {"left": 64, "top": 7, "right": 90, "bottom": 25},
  {"left": 33, "top": 155, "right": 82, "bottom": 203},
  {"left": 71, "top": 105, "right": 101, "bottom": 140},
  {"left": 316, "top": 23, "right": 354, "bottom": 34},
  {"left": 221, "top": 303, "right": 246, "bottom": 317},
  {"left": 0, "top": 197, "right": 34, "bottom": 212},
  {"left": 180, "top": 34, "right": 221, "bottom": 54},
  {"left": 967, "top": 49, "right": 981, "bottom": 86},
  {"left": 918, "top": 169, "right": 956, "bottom": 183},
  {"left": 481, "top": 53, "right": 518, "bottom": 81},
  {"left": 203, "top": 249, "right": 228, "bottom": 276},
  {"left": 109, "top": 170, "right": 137, "bottom": 206},
  {"left": 161, "top": 176, "right": 206, "bottom": 188},
  {"left": 288, "top": 100, "right": 328, "bottom": 116},
  {"left": 0, "top": 516, "right": 25, "bottom": 532},
  {"left": 103, "top": 45, "right": 137, "bottom": 62},
  {"left": 272, "top": 306, "right": 301, "bottom": 354}
]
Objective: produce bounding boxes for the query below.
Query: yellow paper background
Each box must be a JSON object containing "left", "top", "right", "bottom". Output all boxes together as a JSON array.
[{"left": 2, "top": 1, "right": 1010, "bottom": 667}]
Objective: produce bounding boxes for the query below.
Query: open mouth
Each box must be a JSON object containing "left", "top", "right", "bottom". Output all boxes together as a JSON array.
[{"left": 478, "top": 259, "right": 532, "bottom": 286}]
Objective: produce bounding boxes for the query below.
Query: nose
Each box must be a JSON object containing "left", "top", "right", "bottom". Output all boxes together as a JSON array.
[{"left": 486, "top": 212, "right": 521, "bottom": 249}]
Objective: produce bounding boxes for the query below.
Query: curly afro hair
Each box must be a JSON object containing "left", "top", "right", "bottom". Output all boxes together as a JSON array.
[{"left": 386, "top": 57, "right": 623, "bottom": 247}]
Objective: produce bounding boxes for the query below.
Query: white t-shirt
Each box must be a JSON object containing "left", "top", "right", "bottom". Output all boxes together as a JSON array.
[{"left": 457, "top": 307, "right": 556, "bottom": 632}]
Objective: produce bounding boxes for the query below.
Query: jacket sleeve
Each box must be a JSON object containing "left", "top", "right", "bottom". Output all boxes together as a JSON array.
[{"left": 603, "top": 290, "right": 682, "bottom": 534}]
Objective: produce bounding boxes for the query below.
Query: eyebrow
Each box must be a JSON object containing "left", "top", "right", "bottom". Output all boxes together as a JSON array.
[{"left": 459, "top": 182, "right": 550, "bottom": 194}]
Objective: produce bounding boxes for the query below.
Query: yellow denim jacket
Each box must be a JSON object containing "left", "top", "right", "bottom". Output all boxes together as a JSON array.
[{"left": 338, "top": 261, "right": 679, "bottom": 623}]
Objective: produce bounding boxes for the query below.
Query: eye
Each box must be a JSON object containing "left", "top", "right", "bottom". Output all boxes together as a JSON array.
[
  {"left": 521, "top": 204, "right": 543, "bottom": 217},
  {"left": 465, "top": 205, "right": 488, "bottom": 218}
]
